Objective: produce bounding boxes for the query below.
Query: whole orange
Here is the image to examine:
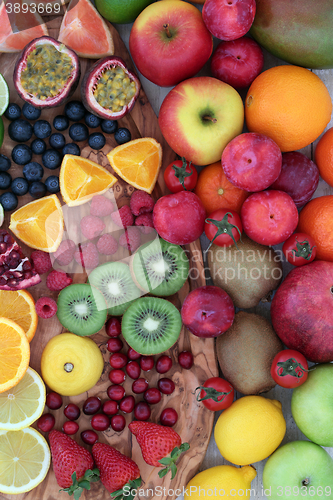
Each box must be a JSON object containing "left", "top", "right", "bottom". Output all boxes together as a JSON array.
[
  {"left": 297, "top": 195, "right": 333, "bottom": 261},
  {"left": 245, "top": 65, "right": 332, "bottom": 152},
  {"left": 315, "top": 127, "right": 333, "bottom": 187},
  {"left": 195, "top": 161, "right": 249, "bottom": 214}
]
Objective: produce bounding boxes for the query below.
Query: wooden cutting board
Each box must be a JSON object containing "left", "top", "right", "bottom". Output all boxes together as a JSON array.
[{"left": 0, "top": 16, "right": 218, "bottom": 500}]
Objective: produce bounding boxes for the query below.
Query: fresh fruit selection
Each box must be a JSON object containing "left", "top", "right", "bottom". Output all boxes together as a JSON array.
[{"left": 0, "top": 1, "right": 333, "bottom": 500}]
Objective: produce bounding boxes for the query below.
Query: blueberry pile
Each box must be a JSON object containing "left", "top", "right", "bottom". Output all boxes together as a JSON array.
[{"left": 1, "top": 100, "right": 132, "bottom": 211}]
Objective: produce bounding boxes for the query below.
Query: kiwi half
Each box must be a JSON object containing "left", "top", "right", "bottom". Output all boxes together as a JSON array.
[
  {"left": 57, "top": 283, "right": 107, "bottom": 336},
  {"left": 88, "top": 261, "right": 141, "bottom": 316},
  {"left": 121, "top": 296, "right": 182, "bottom": 355},
  {"left": 130, "top": 238, "right": 189, "bottom": 296}
]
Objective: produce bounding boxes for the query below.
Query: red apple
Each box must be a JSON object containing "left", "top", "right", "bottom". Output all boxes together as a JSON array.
[
  {"left": 129, "top": 0, "right": 213, "bottom": 87},
  {"left": 211, "top": 37, "right": 264, "bottom": 89},
  {"left": 153, "top": 190, "right": 206, "bottom": 245},
  {"left": 271, "top": 261, "right": 333, "bottom": 363},
  {"left": 158, "top": 76, "right": 244, "bottom": 166},
  {"left": 203, "top": 0, "right": 256, "bottom": 41},
  {"left": 240, "top": 190, "right": 299, "bottom": 246},
  {"left": 222, "top": 132, "right": 282, "bottom": 192}
]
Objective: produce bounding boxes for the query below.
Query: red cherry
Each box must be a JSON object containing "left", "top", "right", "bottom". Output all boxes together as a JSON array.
[
  {"left": 160, "top": 408, "right": 178, "bottom": 427},
  {"left": 107, "top": 384, "right": 125, "bottom": 401},
  {"left": 158, "top": 377, "right": 175, "bottom": 395},
  {"left": 178, "top": 351, "right": 194, "bottom": 369},
  {"left": 81, "top": 429, "right": 98, "bottom": 445},
  {"left": 126, "top": 360, "right": 141, "bottom": 380},
  {"left": 110, "top": 414, "right": 126, "bottom": 432},
  {"left": 109, "top": 369, "right": 126, "bottom": 385},
  {"left": 134, "top": 401, "right": 151, "bottom": 421},
  {"left": 105, "top": 317, "right": 121, "bottom": 337},
  {"left": 140, "top": 356, "right": 154, "bottom": 372},
  {"left": 107, "top": 337, "right": 123, "bottom": 353},
  {"left": 119, "top": 395, "right": 135, "bottom": 413},
  {"left": 63, "top": 420, "right": 79, "bottom": 435},
  {"left": 37, "top": 413, "right": 55, "bottom": 432},
  {"left": 46, "top": 391, "right": 63, "bottom": 410},
  {"left": 144, "top": 387, "right": 161, "bottom": 405},
  {"left": 127, "top": 348, "right": 141, "bottom": 361},
  {"left": 132, "top": 378, "right": 149, "bottom": 394},
  {"left": 83, "top": 396, "right": 102, "bottom": 415},
  {"left": 91, "top": 413, "right": 110, "bottom": 432},
  {"left": 156, "top": 355, "right": 172, "bottom": 374},
  {"left": 64, "top": 403, "right": 80, "bottom": 420},
  {"left": 110, "top": 352, "right": 128, "bottom": 369},
  {"left": 102, "top": 400, "right": 119, "bottom": 416}
]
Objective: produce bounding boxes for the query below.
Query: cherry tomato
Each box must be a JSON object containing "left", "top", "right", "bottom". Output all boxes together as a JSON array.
[
  {"left": 164, "top": 157, "right": 198, "bottom": 193},
  {"left": 196, "top": 377, "right": 234, "bottom": 411},
  {"left": 271, "top": 349, "right": 309, "bottom": 388},
  {"left": 282, "top": 232, "right": 316, "bottom": 266},
  {"left": 205, "top": 209, "right": 242, "bottom": 248}
]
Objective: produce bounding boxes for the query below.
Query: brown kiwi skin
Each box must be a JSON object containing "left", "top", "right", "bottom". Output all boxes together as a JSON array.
[{"left": 216, "top": 311, "right": 283, "bottom": 395}]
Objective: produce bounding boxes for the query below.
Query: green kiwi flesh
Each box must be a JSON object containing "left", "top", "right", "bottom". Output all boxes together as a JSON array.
[
  {"left": 131, "top": 238, "right": 189, "bottom": 296},
  {"left": 121, "top": 296, "right": 182, "bottom": 355},
  {"left": 56, "top": 283, "right": 107, "bottom": 336},
  {"left": 88, "top": 261, "right": 141, "bottom": 316}
]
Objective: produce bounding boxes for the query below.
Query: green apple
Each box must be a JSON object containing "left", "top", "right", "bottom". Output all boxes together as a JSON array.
[
  {"left": 263, "top": 440, "right": 333, "bottom": 500},
  {"left": 291, "top": 363, "right": 333, "bottom": 447},
  {"left": 158, "top": 76, "right": 244, "bottom": 166}
]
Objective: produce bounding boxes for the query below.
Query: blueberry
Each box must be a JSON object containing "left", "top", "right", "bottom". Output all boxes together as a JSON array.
[
  {"left": 22, "top": 103, "right": 41, "bottom": 121},
  {"left": 62, "top": 143, "right": 80, "bottom": 156},
  {"left": 11, "top": 177, "right": 29, "bottom": 196},
  {"left": 33, "top": 120, "right": 52, "bottom": 139},
  {"left": 42, "top": 149, "right": 62, "bottom": 170},
  {"left": 8, "top": 119, "right": 33, "bottom": 142},
  {"left": 23, "top": 162, "right": 44, "bottom": 182},
  {"left": 31, "top": 138, "right": 47, "bottom": 155},
  {"left": 4, "top": 103, "right": 21, "bottom": 121},
  {"left": 12, "top": 144, "right": 33, "bottom": 165},
  {"left": 85, "top": 113, "right": 102, "bottom": 129},
  {"left": 114, "top": 127, "right": 131, "bottom": 145},
  {"left": 0, "top": 154, "right": 11, "bottom": 172},
  {"left": 49, "top": 133, "right": 66, "bottom": 150},
  {"left": 88, "top": 132, "right": 106, "bottom": 150},
  {"left": 29, "top": 181, "right": 46, "bottom": 199},
  {"left": 69, "top": 123, "right": 89, "bottom": 142},
  {"left": 0, "top": 172, "right": 12, "bottom": 190},
  {"left": 53, "top": 115, "right": 69, "bottom": 131},
  {"left": 45, "top": 175, "right": 60, "bottom": 194},
  {"left": 64, "top": 101, "right": 86, "bottom": 122},
  {"left": 0, "top": 192, "right": 18, "bottom": 211},
  {"left": 101, "top": 119, "right": 118, "bottom": 134}
]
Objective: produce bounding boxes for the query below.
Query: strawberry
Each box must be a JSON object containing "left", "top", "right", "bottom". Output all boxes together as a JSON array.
[
  {"left": 92, "top": 442, "right": 141, "bottom": 500},
  {"left": 128, "top": 421, "right": 190, "bottom": 479},
  {"left": 49, "top": 430, "right": 99, "bottom": 499}
]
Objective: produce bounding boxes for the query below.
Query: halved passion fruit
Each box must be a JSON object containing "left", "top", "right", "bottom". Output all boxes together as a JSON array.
[
  {"left": 13, "top": 36, "right": 80, "bottom": 108},
  {"left": 81, "top": 56, "right": 141, "bottom": 119}
]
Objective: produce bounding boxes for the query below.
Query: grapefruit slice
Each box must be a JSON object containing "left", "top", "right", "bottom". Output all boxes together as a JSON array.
[
  {"left": 0, "top": 2, "right": 48, "bottom": 53},
  {"left": 58, "top": 0, "right": 114, "bottom": 59}
]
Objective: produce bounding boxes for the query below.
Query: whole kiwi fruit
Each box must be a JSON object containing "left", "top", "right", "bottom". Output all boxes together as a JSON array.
[{"left": 216, "top": 311, "right": 283, "bottom": 395}]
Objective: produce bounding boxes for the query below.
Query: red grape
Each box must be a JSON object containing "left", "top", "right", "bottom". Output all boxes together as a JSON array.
[
  {"left": 126, "top": 361, "right": 141, "bottom": 380},
  {"left": 144, "top": 388, "right": 162, "bottom": 404},
  {"left": 37, "top": 413, "right": 55, "bottom": 432},
  {"left": 83, "top": 396, "right": 102, "bottom": 415},
  {"left": 109, "top": 369, "right": 126, "bottom": 385},
  {"left": 132, "top": 378, "right": 149, "bottom": 394},
  {"left": 81, "top": 429, "right": 98, "bottom": 445},
  {"left": 178, "top": 351, "right": 194, "bottom": 369},
  {"left": 64, "top": 403, "right": 80, "bottom": 420},
  {"left": 119, "top": 395, "right": 135, "bottom": 413},
  {"left": 158, "top": 378, "right": 175, "bottom": 395},
  {"left": 110, "top": 352, "right": 128, "bottom": 369},
  {"left": 127, "top": 348, "right": 141, "bottom": 361},
  {"left": 106, "top": 337, "right": 123, "bottom": 353},
  {"left": 102, "top": 400, "right": 119, "bottom": 416},
  {"left": 111, "top": 414, "right": 126, "bottom": 432},
  {"left": 156, "top": 355, "right": 172, "bottom": 374},
  {"left": 105, "top": 317, "right": 121, "bottom": 337},
  {"left": 134, "top": 401, "right": 151, "bottom": 421},
  {"left": 91, "top": 413, "right": 110, "bottom": 432},
  {"left": 46, "top": 392, "right": 63, "bottom": 410},
  {"left": 63, "top": 421, "right": 79, "bottom": 435},
  {"left": 140, "top": 356, "right": 154, "bottom": 372},
  {"left": 160, "top": 408, "right": 178, "bottom": 427},
  {"left": 107, "top": 385, "right": 125, "bottom": 401}
]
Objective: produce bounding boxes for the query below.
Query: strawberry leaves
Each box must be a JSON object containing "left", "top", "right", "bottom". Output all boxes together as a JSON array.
[
  {"left": 60, "top": 469, "right": 100, "bottom": 500},
  {"left": 111, "top": 477, "right": 142, "bottom": 500},
  {"left": 158, "top": 443, "right": 190, "bottom": 479}
]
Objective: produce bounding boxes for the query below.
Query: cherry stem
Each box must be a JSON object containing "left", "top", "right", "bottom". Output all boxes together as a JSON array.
[
  {"left": 172, "top": 157, "right": 193, "bottom": 190},
  {"left": 205, "top": 212, "right": 242, "bottom": 252},
  {"left": 163, "top": 23, "right": 172, "bottom": 38},
  {"left": 195, "top": 386, "right": 232, "bottom": 403}
]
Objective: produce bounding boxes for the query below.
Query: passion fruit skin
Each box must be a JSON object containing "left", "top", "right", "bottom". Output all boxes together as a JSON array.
[
  {"left": 13, "top": 36, "right": 81, "bottom": 109},
  {"left": 81, "top": 56, "right": 141, "bottom": 120}
]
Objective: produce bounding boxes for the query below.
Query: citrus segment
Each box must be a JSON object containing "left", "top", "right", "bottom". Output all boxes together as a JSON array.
[
  {"left": 0, "top": 74, "right": 9, "bottom": 116},
  {"left": 0, "top": 318, "right": 30, "bottom": 394},
  {"left": 0, "top": 427, "right": 51, "bottom": 494},
  {"left": 58, "top": 0, "right": 114, "bottom": 58},
  {"left": 0, "top": 367, "right": 45, "bottom": 430},
  {"left": 9, "top": 195, "right": 64, "bottom": 252},
  {"left": 0, "top": 290, "right": 38, "bottom": 343},
  {"left": 107, "top": 138, "right": 162, "bottom": 193},
  {"left": 60, "top": 155, "right": 117, "bottom": 206}
]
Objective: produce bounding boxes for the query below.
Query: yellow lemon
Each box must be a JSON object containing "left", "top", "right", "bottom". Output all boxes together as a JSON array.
[
  {"left": 41, "top": 333, "right": 104, "bottom": 396},
  {"left": 185, "top": 465, "right": 257, "bottom": 500},
  {"left": 214, "top": 395, "right": 286, "bottom": 465}
]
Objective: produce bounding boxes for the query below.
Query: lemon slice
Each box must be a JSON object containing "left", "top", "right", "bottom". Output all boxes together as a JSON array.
[
  {"left": 0, "top": 367, "right": 46, "bottom": 430},
  {"left": 0, "top": 427, "right": 51, "bottom": 494}
]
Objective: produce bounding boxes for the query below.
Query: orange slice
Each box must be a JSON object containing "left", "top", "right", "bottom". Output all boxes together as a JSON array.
[
  {"left": 107, "top": 138, "right": 162, "bottom": 194},
  {"left": 0, "top": 317, "right": 30, "bottom": 393},
  {"left": 60, "top": 154, "right": 117, "bottom": 206},
  {"left": 9, "top": 195, "right": 64, "bottom": 253},
  {"left": 0, "top": 290, "right": 38, "bottom": 343}
]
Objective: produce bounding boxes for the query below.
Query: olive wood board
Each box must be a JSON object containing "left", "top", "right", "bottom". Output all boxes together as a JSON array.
[{"left": 0, "top": 15, "right": 218, "bottom": 500}]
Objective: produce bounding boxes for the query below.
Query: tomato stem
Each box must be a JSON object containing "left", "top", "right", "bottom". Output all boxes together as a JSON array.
[
  {"left": 171, "top": 157, "right": 193, "bottom": 190},
  {"left": 291, "top": 237, "right": 316, "bottom": 261},
  {"left": 195, "top": 385, "right": 232, "bottom": 403},
  {"left": 276, "top": 358, "right": 309, "bottom": 379},
  {"left": 205, "top": 212, "right": 242, "bottom": 252}
]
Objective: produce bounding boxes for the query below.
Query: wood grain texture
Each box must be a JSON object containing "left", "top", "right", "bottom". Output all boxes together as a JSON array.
[{"left": 0, "top": 18, "right": 218, "bottom": 500}]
